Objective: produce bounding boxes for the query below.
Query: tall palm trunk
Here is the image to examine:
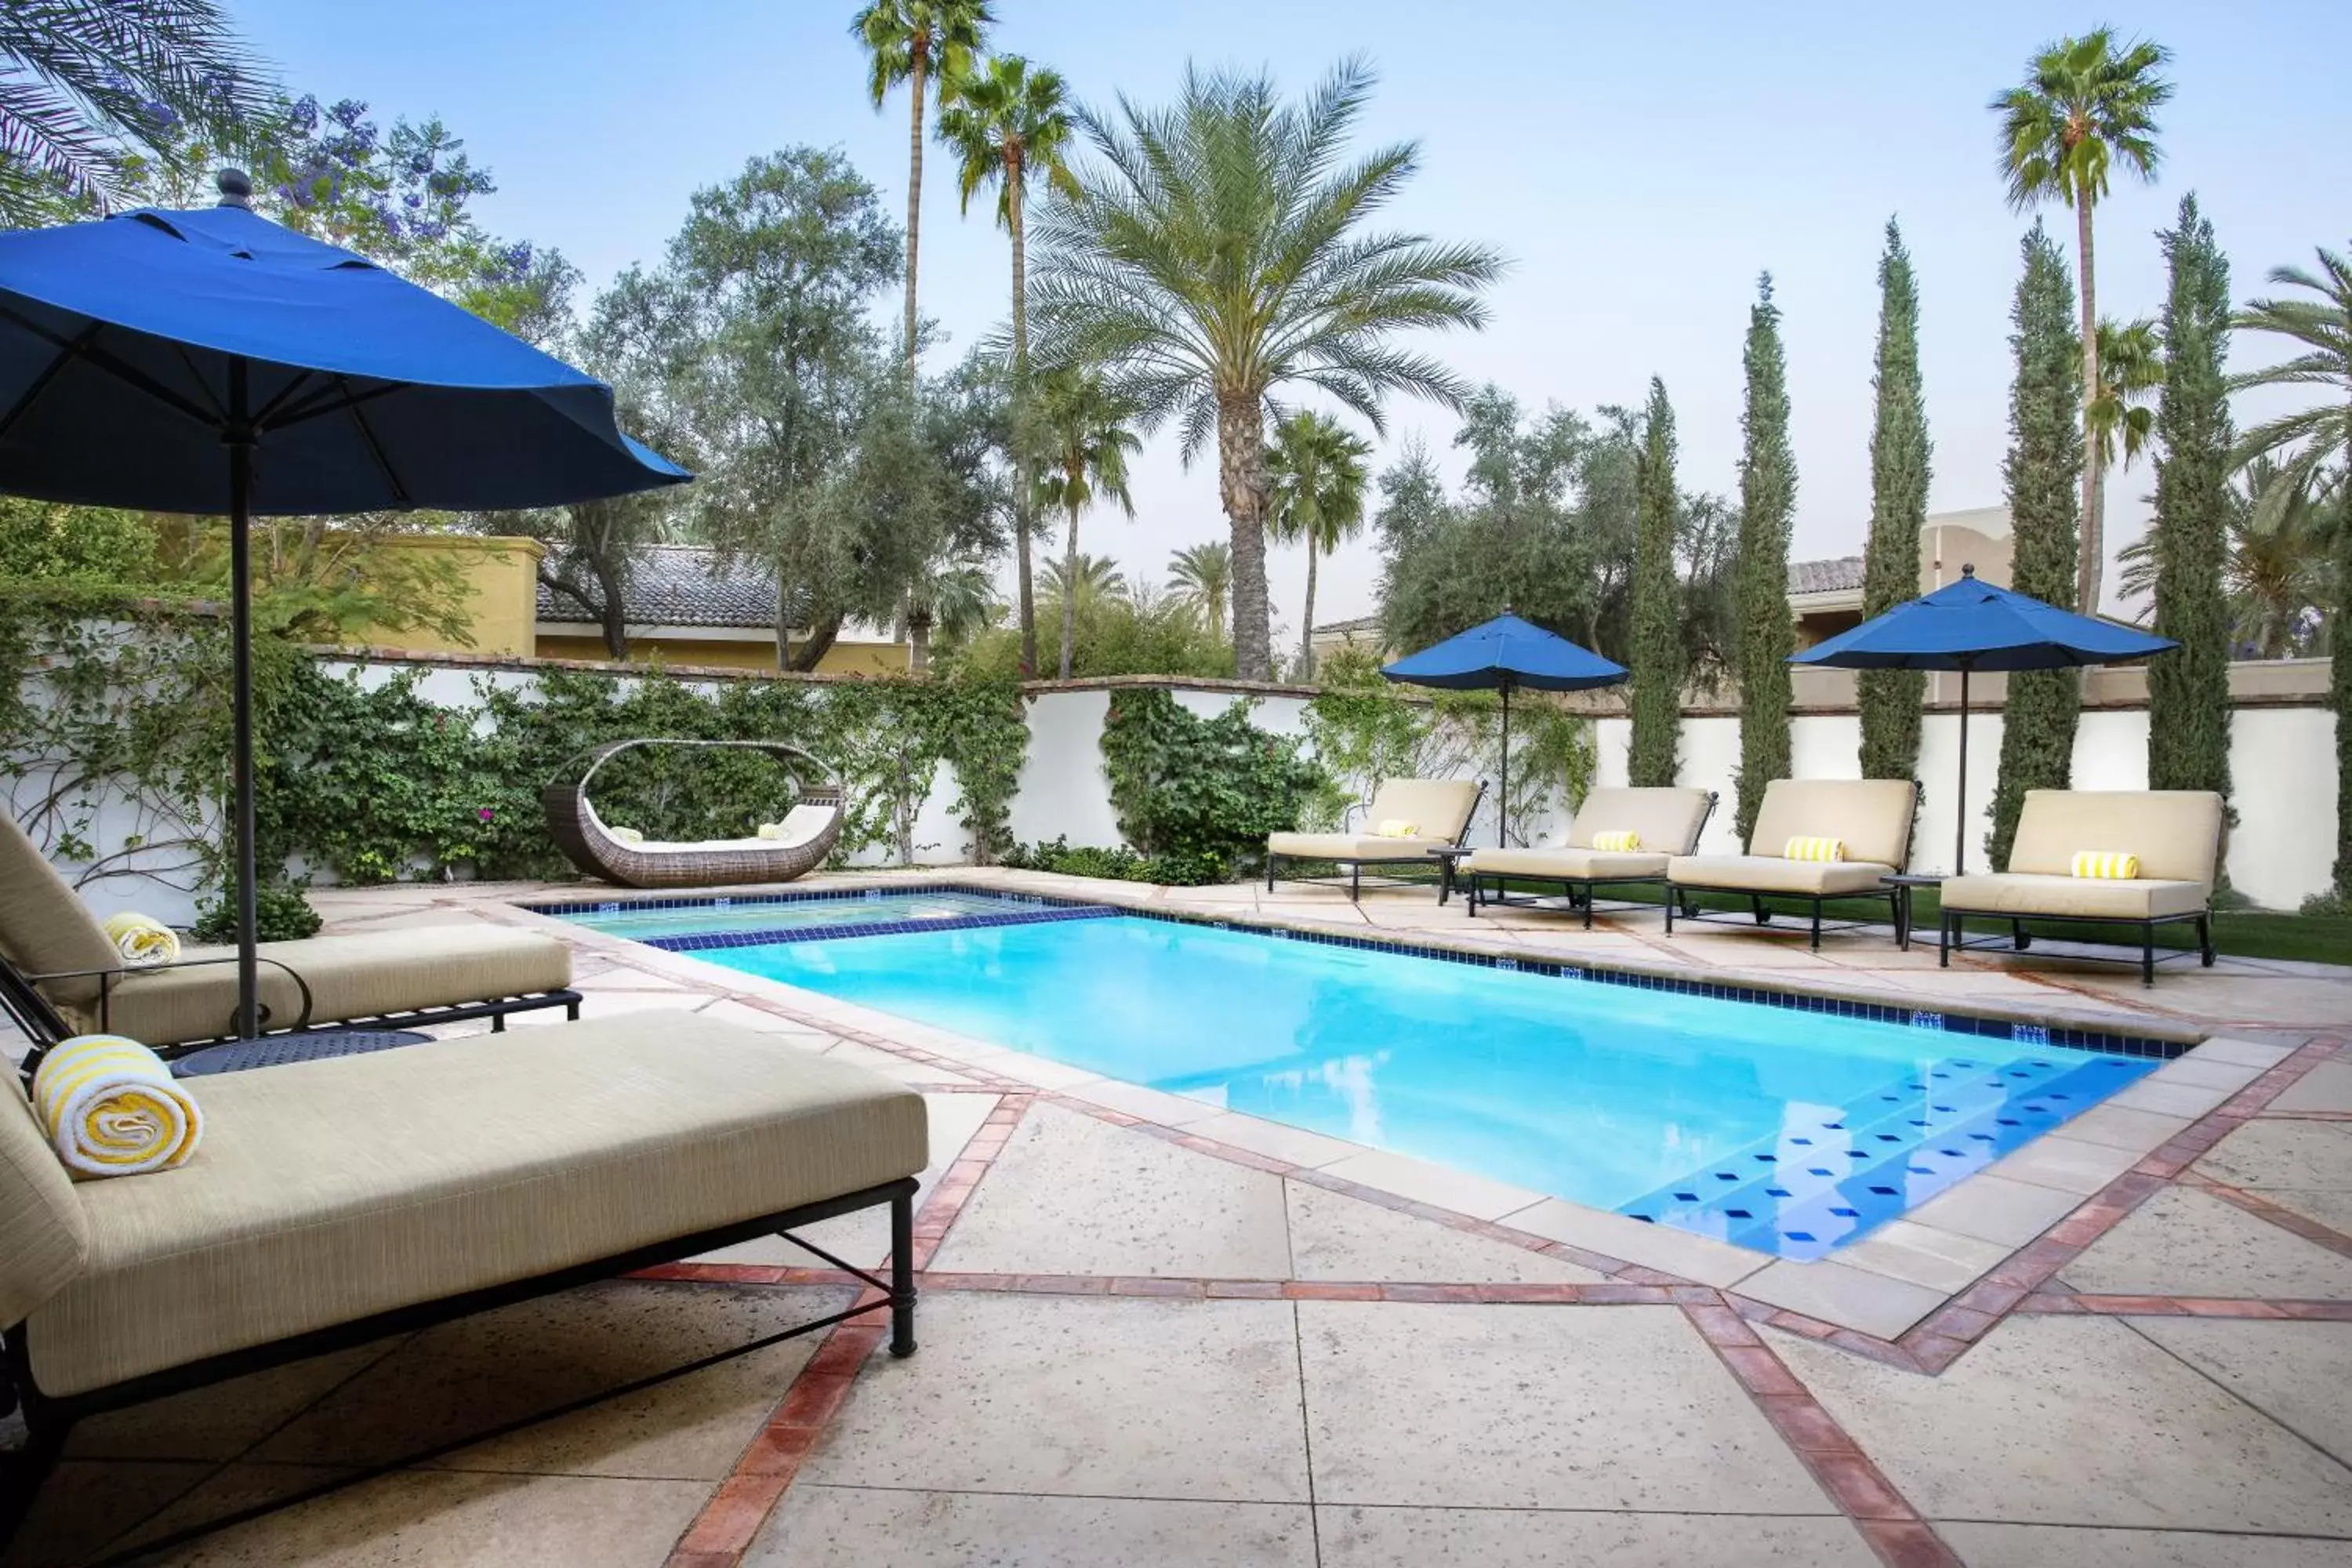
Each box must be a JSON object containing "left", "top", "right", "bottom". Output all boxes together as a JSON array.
[
  {"left": 1298, "top": 541, "right": 1319, "bottom": 680},
  {"left": 1007, "top": 150, "right": 1038, "bottom": 679},
  {"left": 2076, "top": 196, "right": 2103, "bottom": 612},
  {"left": 1058, "top": 496, "right": 1080, "bottom": 679},
  {"left": 902, "top": 41, "right": 927, "bottom": 387},
  {"left": 909, "top": 609, "right": 932, "bottom": 675},
  {"left": 1218, "top": 391, "right": 1272, "bottom": 681}
]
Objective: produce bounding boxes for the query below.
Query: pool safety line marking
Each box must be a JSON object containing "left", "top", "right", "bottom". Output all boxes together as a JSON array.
[{"left": 640, "top": 903, "right": 1121, "bottom": 953}]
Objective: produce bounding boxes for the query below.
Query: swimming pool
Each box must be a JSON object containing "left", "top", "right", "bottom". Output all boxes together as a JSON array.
[{"left": 552, "top": 897, "right": 2165, "bottom": 1259}]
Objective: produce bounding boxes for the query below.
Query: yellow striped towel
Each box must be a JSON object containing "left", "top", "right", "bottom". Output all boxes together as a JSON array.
[
  {"left": 99, "top": 911, "right": 180, "bottom": 967},
  {"left": 1373, "top": 818, "right": 1422, "bottom": 839},
  {"left": 2071, "top": 850, "right": 2141, "bottom": 880},
  {"left": 1783, "top": 836, "right": 1846, "bottom": 862},
  {"left": 757, "top": 822, "right": 782, "bottom": 840},
  {"left": 31, "top": 1034, "right": 202, "bottom": 1179},
  {"left": 1589, "top": 829, "right": 1642, "bottom": 852}
]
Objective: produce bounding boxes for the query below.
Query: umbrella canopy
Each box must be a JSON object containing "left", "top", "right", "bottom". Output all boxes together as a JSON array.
[
  {"left": 1791, "top": 566, "right": 2176, "bottom": 875},
  {"left": 1383, "top": 612, "right": 1628, "bottom": 847},
  {"left": 0, "top": 171, "right": 689, "bottom": 1036}
]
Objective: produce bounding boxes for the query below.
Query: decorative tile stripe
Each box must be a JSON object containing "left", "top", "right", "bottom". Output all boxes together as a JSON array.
[
  {"left": 2183, "top": 1176, "right": 2352, "bottom": 1261},
  {"left": 524, "top": 885, "right": 1062, "bottom": 918},
  {"left": 2016, "top": 1294, "right": 2352, "bottom": 1321},
  {"left": 641, "top": 904, "right": 1119, "bottom": 953}
]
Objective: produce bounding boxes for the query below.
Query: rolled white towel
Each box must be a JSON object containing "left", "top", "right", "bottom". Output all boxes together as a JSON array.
[
  {"left": 100, "top": 910, "right": 181, "bottom": 967},
  {"left": 608, "top": 825, "right": 644, "bottom": 844},
  {"left": 31, "top": 1033, "right": 203, "bottom": 1178}
]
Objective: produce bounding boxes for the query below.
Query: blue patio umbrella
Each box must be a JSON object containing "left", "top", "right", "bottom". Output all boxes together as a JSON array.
[
  {"left": 1382, "top": 610, "right": 1628, "bottom": 846},
  {"left": 0, "top": 171, "right": 689, "bottom": 1036},
  {"left": 1791, "top": 564, "right": 2176, "bottom": 874}
]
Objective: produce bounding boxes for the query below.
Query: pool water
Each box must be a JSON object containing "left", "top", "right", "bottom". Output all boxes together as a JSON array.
[{"left": 583, "top": 907, "right": 2163, "bottom": 1259}]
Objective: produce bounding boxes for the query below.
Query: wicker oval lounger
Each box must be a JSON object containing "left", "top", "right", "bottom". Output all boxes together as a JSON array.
[{"left": 543, "top": 738, "right": 844, "bottom": 889}]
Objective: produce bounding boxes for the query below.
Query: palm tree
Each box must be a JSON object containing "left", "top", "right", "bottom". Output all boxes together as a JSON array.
[
  {"left": 1991, "top": 27, "right": 2173, "bottom": 612},
  {"left": 1029, "top": 58, "right": 1504, "bottom": 681},
  {"left": 0, "top": 0, "right": 277, "bottom": 224},
  {"left": 2119, "top": 457, "right": 2339, "bottom": 655},
  {"left": 851, "top": 0, "right": 993, "bottom": 384},
  {"left": 902, "top": 557, "right": 999, "bottom": 673},
  {"left": 1039, "top": 551, "right": 1126, "bottom": 604},
  {"left": 938, "top": 53, "right": 1077, "bottom": 679},
  {"left": 1265, "top": 410, "right": 1373, "bottom": 679},
  {"left": 2233, "top": 244, "right": 2352, "bottom": 488},
  {"left": 1167, "top": 540, "right": 1232, "bottom": 641},
  {"left": 2088, "top": 316, "right": 2163, "bottom": 475},
  {"left": 1029, "top": 366, "right": 1140, "bottom": 678}
]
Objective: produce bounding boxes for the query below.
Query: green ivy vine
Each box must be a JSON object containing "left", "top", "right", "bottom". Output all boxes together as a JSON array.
[{"left": 1097, "top": 688, "right": 1327, "bottom": 884}]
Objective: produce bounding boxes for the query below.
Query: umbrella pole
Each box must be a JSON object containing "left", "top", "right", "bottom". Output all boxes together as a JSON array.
[
  {"left": 1953, "top": 665, "right": 1969, "bottom": 877},
  {"left": 1498, "top": 681, "right": 1511, "bottom": 848},
  {"left": 227, "top": 368, "right": 260, "bottom": 1039}
]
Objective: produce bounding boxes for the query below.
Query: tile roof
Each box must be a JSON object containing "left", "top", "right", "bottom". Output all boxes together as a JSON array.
[
  {"left": 1788, "top": 556, "right": 1864, "bottom": 596},
  {"left": 537, "top": 546, "right": 797, "bottom": 630}
]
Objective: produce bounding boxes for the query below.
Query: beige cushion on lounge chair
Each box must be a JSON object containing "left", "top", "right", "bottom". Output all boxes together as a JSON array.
[
  {"left": 10, "top": 1012, "right": 927, "bottom": 1397},
  {"left": 1667, "top": 778, "right": 1916, "bottom": 893},
  {"left": 0, "top": 812, "right": 128, "bottom": 1006},
  {"left": 74, "top": 926, "right": 575, "bottom": 1047},
  {"left": 1661, "top": 855, "right": 1895, "bottom": 896},
  {"left": 1468, "top": 786, "right": 1713, "bottom": 880},
  {"left": 1269, "top": 778, "right": 1482, "bottom": 863},
  {"left": 1941, "top": 789, "right": 2223, "bottom": 923},
  {"left": 0, "top": 1070, "right": 89, "bottom": 1330}
]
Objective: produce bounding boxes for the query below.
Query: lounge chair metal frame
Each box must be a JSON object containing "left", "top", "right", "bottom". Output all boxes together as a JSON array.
[
  {"left": 1938, "top": 907, "right": 2216, "bottom": 987},
  {"left": 1466, "top": 792, "right": 1719, "bottom": 928},
  {"left": 1265, "top": 780, "right": 1489, "bottom": 902},
  {"left": 544, "top": 738, "right": 844, "bottom": 890},
  {"left": 1661, "top": 884, "right": 1904, "bottom": 951},
  {"left": 2, "top": 949, "right": 581, "bottom": 1076},
  {"left": 0, "top": 1178, "right": 919, "bottom": 1557}
]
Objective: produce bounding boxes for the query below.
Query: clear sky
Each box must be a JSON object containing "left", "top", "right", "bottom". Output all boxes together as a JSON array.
[{"left": 233, "top": 0, "right": 2351, "bottom": 630}]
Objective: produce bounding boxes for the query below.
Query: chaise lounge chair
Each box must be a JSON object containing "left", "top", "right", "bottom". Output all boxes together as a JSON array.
[
  {"left": 1265, "top": 778, "right": 1486, "bottom": 902},
  {"left": 1464, "top": 786, "right": 1717, "bottom": 927},
  {"left": 1938, "top": 789, "right": 2223, "bottom": 985},
  {"left": 1664, "top": 778, "right": 1918, "bottom": 948},
  {"left": 1, "top": 1012, "right": 927, "bottom": 1545},
  {"left": 0, "top": 812, "right": 579, "bottom": 1050}
]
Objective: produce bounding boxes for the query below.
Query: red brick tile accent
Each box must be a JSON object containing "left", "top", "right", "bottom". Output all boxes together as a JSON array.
[
  {"left": 2192, "top": 1180, "right": 2352, "bottom": 1260},
  {"left": 1204, "top": 1279, "right": 1287, "bottom": 1298},
  {"left": 1378, "top": 1283, "right": 1483, "bottom": 1303},
  {"left": 1855, "top": 1519, "right": 1966, "bottom": 1568},
  {"left": 671, "top": 1472, "right": 792, "bottom": 1559},
  {"left": 1682, "top": 1303, "right": 1763, "bottom": 1347},
  {"left": 1109, "top": 1276, "right": 1209, "bottom": 1298},
  {"left": 1007, "top": 1273, "right": 1115, "bottom": 1294},
  {"left": 1282, "top": 1281, "right": 1383, "bottom": 1301},
  {"left": 1716, "top": 1345, "right": 1808, "bottom": 1398},
  {"left": 1752, "top": 1394, "right": 1858, "bottom": 1454},
  {"left": 1809, "top": 1452, "right": 1915, "bottom": 1520},
  {"left": 1474, "top": 1282, "right": 1592, "bottom": 1304}
]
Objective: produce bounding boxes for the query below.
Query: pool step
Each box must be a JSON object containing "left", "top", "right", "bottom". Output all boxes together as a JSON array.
[{"left": 1618, "top": 1051, "right": 2155, "bottom": 1261}]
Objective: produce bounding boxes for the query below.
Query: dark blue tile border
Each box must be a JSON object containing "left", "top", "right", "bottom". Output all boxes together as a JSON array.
[{"left": 526, "top": 882, "right": 2187, "bottom": 1061}]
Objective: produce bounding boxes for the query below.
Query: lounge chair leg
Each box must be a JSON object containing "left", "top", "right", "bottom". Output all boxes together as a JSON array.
[
  {"left": 1939, "top": 913, "right": 1951, "bottom": 967},
  {"left": 889, "top": 1190, "right": 917, "bottom": 1359},
  {"left": 1751, "top": 895, "right": 1769, "bottom": 926},
  {"left": 1583, "top": 884, "right": 1595, "bottom": 931},
  {"left": 2143, "top": 924, "right": 2156, "bottom": 987},
  {"left": 1809, "top": 901, "right": 1822, "bottom": 949},
  {"left": 491, "top": 1012, "right": 506, "bottom": 1033},
  {"left": 566, "top": 997, "right": 581, "bottom": 1021},
  {"left": 1350, "top": 863, "right": 1359, "bottom": 902},
  {"left": 1266, "top": 857, "right": 1276, "bottom": 892},
  {"left": 1664, "top": 893, "right": 1675, "bottom": 935},
  {"left": 2199, "top": 914, "right": 2216, "bottom": 967},
  {"left": 0, "top": 1350, "right": 67, "bottom": 1544}
]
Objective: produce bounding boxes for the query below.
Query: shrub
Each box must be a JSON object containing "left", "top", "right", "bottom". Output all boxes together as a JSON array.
[
  {"left": 192, "top": 880, "right": 322, "bottom": 943},
  {"left": 1099, "top": 689, "right": 1326, "bottom": 880}
]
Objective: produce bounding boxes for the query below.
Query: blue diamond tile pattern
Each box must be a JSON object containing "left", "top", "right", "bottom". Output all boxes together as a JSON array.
[{"left": 1616, "top": 1051, "right": 2161, "bottom": 1260}]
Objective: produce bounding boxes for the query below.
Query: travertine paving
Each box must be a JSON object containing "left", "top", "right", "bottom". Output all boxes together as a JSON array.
[{"left": 5, "top": 869, "right": 2349, "bottom": 1568}]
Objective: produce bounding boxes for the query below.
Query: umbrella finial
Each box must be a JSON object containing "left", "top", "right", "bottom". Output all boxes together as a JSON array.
[
  {"left": 1961, "top": 561, "right": 1976, "bottom": 578},
  {"left": 1500, "top": 601, "right": 1514, "bottom": 617},
  {"left": 215, "top": 169, "right": 254, "bottom": 209}
]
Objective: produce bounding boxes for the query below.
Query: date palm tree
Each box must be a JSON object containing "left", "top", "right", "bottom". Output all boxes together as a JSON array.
[
  {"left": 939, "top": 53, "right": 1076, "bottom": 678},
  {"left": 2120, "top": 456, "right": 2339, "bottom": 657},
  {"left": 1265, "top": 410, "right": 1372, "bottom": 679},
  {"left": 1167, "top": 539, "right": 1232, "bottom": 641},
  {"left": 1030, "top": 365, "right": 1140, "bottom": 678},
  {"left": 851, "top": 0, "right": 992, "bottom": 384},
  {"left": 1039, "top": 550, "right": 1125, "bottom": 604},
  {"left": 1992, "top": 27, "right": 2173, "bottom": 612},
  {"left": 903, "top": 556, "right": 998, "bottom": 673},
  {"left": 1029, "top": 57, "right": 1503, "bottom": 681},
  {"left": 0, "top": 0, "right": 276, "bottom": 224},
  {"left": 2233, "top": 244, "right": 2351, "bottom": 486}
]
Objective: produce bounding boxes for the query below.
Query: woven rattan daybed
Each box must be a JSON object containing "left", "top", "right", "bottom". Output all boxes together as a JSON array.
[{"left": 543, "top": 739, "right": 844, "bottom": 889}]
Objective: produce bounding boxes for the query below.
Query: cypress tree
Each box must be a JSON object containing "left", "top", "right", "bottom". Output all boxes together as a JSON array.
[
  {"left": 1859, "top": 220, "right": 1930, "bottom": 786},
  {"left": 1990, "top": 222, "right": 2085, "bottom": 869},
  {"left": 1733, "top": 274, "right": 1796, "bottom": 842},
  {"left": 2146, "top": 193, "right": 2234, "bottom": 807},
  {"left": 1628, "top": 376, "right": 1684, "bottom": 787}
]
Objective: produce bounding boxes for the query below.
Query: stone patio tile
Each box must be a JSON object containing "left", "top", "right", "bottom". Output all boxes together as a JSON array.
[
  {"left": 2108, "top": 1077, "right": 2237, "bottom": 1119},
  {"left": 802, "top": 1293, "right": 1308, "bottom": 1501},
  {"left": 2057, "top": 1103, "right": 2196, "bottom": 1154},
  {"left": 928, "top": 1103, "right": 1293, "bottom": 1278},
  {"left": 1735, "top": 1257, "right": 1950, "bottom": 1338},
  {"left": 1828, "top": 1220, "right": 2011, "bottom": 1295},
  {"left": 1299, "top": 1302, "right": 1831, "bottom": 1512},
  {"left": 2255, "top": 1188, "right": 2352, "bottom": 1234},
  {"left": 1936, "top": 1523, "right": 2352, "bottom": 1566},
  {"left": 1316, "top": 1506, "right": 1879, "bottom": 1566},
  {"left": 815, "top": 1036, "right": 976, "bottom": 1085},
  {"left": 2191, "top": 1038, "right": 2300, "bottom": 1069},
  {"left": 2058, "top": 1187, "right": 2352, "bottom": 1299},
  {"left": 2270, "top": 1060, "right": 2352, "bottom": 1114},
  {"left": 2153, "top": 1054, "right": 2270, "bottom": 1092},
  {"left": 1984, "top": 1131, "right": 2146, "bottom": 1196},
  {"left": 1185, "top": 1110, "right": 1363, "bottom": 1168},
  {"left": 135, "top": 1468, "right": 709, "bottom": 1567},
  {"left": 503, "top": 991, "right": 703, "bottom": 1026},
  {"left": 698, "top": 1091, "right": 999, "bottom": 1267},
  {"left": 1062, "top": 1077, "right": 1227, "bottom": 1126},
  {"left": 65, "top": 1340, "right": 403, "bottom": 1461},
  {"left": 953, "top": 1047, "right": 1102, "bottom": 1089},
  {"left": 1316, "top": 1148, "right": 1548, "bottom": 1222},
  {"left": 0, "top": 1459, "right": 214, "bottom": 1568},
  {"left": 690, "top": 996, "right": 838, "bottom": 1041},
  {"left": 1907, "top": 1172, "right": 2084, "bottom": 1246},
  {"left": 255, "top": 1282, "right": 851, "bottom": 1479},
  {"left": 1284, "top": 1181, "right": 1605, "bottom": 1284},
  {"left": 1501, "top": 1199, "right": 1769, "bottom": 1287},
  {"left": 2195, "top": 1120, "right": 2352, "bottom": 1194},
  {"left": 746, "top": 1487, "right": 1316, "bottom": 1566},
  {"left": 2130, "top": 1318, "right": 2352, "bottom": 1467},
  {"left": 1773, "top": 1314, "right": 2352, "bottom": 1534}
]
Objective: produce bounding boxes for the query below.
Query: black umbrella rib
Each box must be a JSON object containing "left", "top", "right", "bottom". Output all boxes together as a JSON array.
[
  {"left": 330, "top": 374, "right": 412, "bottom": 506},
  {"left": 0, "top": 319, "right": 101, "bottom": 442},
  {"left": 250, "top": 368, "right": 318, "bottom": 427},
  {"left": 0, "top": 304, "right": 221, "bottom": 433}
]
